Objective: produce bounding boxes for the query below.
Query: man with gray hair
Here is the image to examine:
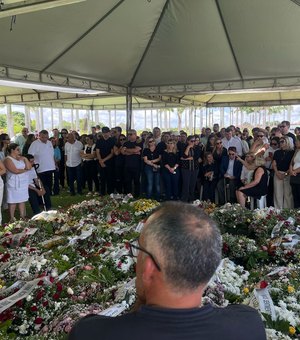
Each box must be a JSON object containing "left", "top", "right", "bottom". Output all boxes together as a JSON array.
[{"left": 70, "top": 202, "right": 266, "bottom": 340}]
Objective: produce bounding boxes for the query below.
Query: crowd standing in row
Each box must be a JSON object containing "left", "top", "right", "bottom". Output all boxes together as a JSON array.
[{"left": 0, "top": 121, "right": 300, "bottom": 222}]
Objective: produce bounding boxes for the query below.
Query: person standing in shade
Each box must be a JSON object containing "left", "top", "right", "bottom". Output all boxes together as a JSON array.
[
  {"left": 81, "top": 134, "right": 99, "bottom": 196},
  {"left": 64, "top": 133, "right": 83, "bottom": 196},
  {"left": 28, "top": 130, "right": 55, "bottom": 200},
  {"left": 0, "top": 159, "right": 6, "bottom": 224},
  {"left": 70, "top": 202, "right": 266, "bottom": 340},
  {"left": 289, "top": 135, "right": 300, "bottom": 208},
  {"left": 142, "top": 136, "right": 161, "bottom": 200},
  {"left": 96, "top": 127, "right": 115, "bottom": 196},
  {"left": 161, "top": 139, "right": 180, "bottom": 200},
  {"left": 272, "top": 136, "right": 294, "bottom": 209},
  {"left": 15, "top": 127, "right": 29, "bottom": 154},
  {"left": 121, "top": 129, "right": 143, "bottom": 197}
]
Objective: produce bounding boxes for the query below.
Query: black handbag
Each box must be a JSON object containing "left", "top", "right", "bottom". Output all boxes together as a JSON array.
[{"left": 290, "top": 174, "right": 300, "bottom": 185}]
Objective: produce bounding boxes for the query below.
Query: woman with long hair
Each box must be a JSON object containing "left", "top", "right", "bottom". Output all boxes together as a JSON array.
[
  {"left": 289, "top": 135, "right": 300, "bottom": 208},
  {"left": 113, "top": 134, "right": 127, "bottom": 194},
  {"left": 4, "top": 143, "right": 31, "bottom": 221},
  {"left": 161, "top": 139, "right": 179, "bottom": 200},
  {"left": 81, "top": 134, "right": 99, "bottom": 196},
  {"left": 236, "top": 158, "right": 269, "bottom": 208},
  {"left": 22, "top": 134, "right": 36, "bottom": 156},
  {"left": 272, "top": 135, "right": 294, "bottom": 209},
  {"left": 212, "top": 137, "right": 227, "bottom": 168},
  {"left": 201, "top": 152, "right": 219, "bottom": 202},
  {"left": 142, "top": 136, "right": 161, "bottom": 200},
  {"left": 181, "top": 135, "right": 200, "bottom": 202},
  {"left": 0, "top": 133, "right": 11, "bottom": 160},
  {"left": 205, "top": 135, "right": 215, "bottom": 153}
]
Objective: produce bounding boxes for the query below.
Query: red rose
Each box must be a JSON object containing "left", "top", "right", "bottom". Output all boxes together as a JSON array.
[
  {"left": 34, "top": 317, "right": 43, "bottom": 325},
  {"left": 42, "top": 300, "right": 48, "bottom": 307},
  {"left": 16, "top": 299, "right": 23, "bottom": 307},
  {"left": 36, "top": 290, "right": 44, "bottom": 300},
  {"left": 260, "top": 280, "right": 268, "bottom": 289},
  {"left": 56, "top": 282, "right": 63, "bottom": 292},
  {"left": 31, "top": 305, "right": 38, "bottom": 312},
  {"left": 53, "top": 293, "right": 60, "bottom": 300}
]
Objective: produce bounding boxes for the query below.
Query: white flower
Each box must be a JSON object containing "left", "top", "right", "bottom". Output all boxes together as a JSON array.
[
  {"left": 62, "top": 255, "right": 69, "bottom": 261},
  {"left": 51, "top": 269, "right": 58, "bottom": 278},
  {"left": 67, "top": 287, "right": 74, "bottom": 295}
]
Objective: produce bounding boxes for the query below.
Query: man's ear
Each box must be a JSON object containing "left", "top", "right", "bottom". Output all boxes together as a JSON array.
[{"left": 142, "top": 256, "right": 157, "bottom": 286}]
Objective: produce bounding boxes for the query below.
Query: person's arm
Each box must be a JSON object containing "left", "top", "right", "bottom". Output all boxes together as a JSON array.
[
  {"left": 4, "top": 158, "right": 28, "bottom": 174},
  {"left": 102, "top": 148, "right": 114, "bottom": 163},
  {"left": 113, "top": 145, "right": 120, "bottom": 156},
  {"left": 272, "top": 159, "right": 285, "bottom": 180},
  {"left": 0, "top": 160, "right": 6, "bottom": 176}
]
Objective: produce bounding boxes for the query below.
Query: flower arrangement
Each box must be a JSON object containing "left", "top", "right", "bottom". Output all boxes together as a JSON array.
[{"left": 0, "top": 197, "right": 300, "bottom": 339}]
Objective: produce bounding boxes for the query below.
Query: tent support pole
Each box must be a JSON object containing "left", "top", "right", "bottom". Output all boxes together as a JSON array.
[{"left": 126, "top": 87, "right": 132, "bottom": 133}]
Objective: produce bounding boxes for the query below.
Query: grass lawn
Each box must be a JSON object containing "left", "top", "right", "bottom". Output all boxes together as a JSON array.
[{"left": 2, "top": 189, "right": 90, "bottom": 224}]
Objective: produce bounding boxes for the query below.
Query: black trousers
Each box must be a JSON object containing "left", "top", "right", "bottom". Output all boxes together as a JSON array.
[
  {"left": 67, "top": 164, "right": 82, "bottom": 194},
  {"left": 83, "top": 161, "right": 99, "bottom": 192},
  {"left": 28, "top": 187, "right": 52, "bottom": 214},
  {"left": 99, "top": 165, "right": 114, "bottom": 195},
  {"left": 39, "top": 170, "right": 53, "bottom": 197},
  {"left": 124, "top": 166, "right": 140, "bottom": 197}
]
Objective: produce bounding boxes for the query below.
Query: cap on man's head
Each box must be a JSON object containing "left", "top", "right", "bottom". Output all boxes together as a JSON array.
[{"left": 102, "top": 127, "right": 110, "bottom": 133}]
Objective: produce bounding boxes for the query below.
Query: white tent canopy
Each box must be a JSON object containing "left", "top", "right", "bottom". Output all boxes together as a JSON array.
[{"left": 1, "top": 0, "right": 300, "bottom": 109}]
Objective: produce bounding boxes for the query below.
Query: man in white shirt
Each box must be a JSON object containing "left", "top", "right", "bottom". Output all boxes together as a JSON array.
[
  {"left": 222, "top": 128, "right": 243, "bottom": 156},
  {"left": 28, "top": 130, "right": 55, "bottom": 199},
  {"left": 65, "top": 133, "right": 83, "bottom": 195}
]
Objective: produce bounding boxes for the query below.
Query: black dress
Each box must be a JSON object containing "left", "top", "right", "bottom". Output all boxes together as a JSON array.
[{"left": 240, "top": 166, "right": 268, "bottom": 199}]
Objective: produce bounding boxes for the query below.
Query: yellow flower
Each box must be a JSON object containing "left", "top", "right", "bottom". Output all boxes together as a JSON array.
[
  {"left": 243, "top": 287, "right": 249, "bottom": 294},
  {"left": 289, "top": 326, "right": 296, "bottom": 335},
  {"left": 287, "top": 285, "right": 295, "bottom": 294}
]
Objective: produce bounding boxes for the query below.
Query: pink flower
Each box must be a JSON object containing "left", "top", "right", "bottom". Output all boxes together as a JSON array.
[{"left": 83, "top": 265, "right": 93, "bottom": 271}]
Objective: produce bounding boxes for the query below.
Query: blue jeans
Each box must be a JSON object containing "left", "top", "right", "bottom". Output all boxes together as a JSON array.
[
  {"left": 67, "top": 164, "right": 82, "bottom": 195},
  {"left": 144, "top": 165, "right": 160, "bottom": 200}
]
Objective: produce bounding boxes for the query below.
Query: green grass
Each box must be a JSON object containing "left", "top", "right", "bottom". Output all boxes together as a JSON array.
[{"left": 2, "top": 189, "right": 90, "bottom": 224}]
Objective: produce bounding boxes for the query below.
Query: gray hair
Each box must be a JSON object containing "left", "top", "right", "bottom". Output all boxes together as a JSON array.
[{"left": 144, "top": 202, "right": 222, "bottom": 292}]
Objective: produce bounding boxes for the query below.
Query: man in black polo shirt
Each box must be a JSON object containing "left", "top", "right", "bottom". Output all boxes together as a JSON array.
[
  {"left": 96, "top": 127, "right": 115, "bottom": 195},
  {"left": 121, "top": 129, "right": 143, "bottom": 197},
  {"left": 279, "top": 120, "right": 296, "bottom": 147},
  {"left": 70, "top": 202, "right": 266, "bottom": 340}
]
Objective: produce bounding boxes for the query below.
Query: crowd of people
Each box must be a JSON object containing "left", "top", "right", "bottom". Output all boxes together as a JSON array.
[{"left": 0, "top": 120, "right": 300, "bottom": 221}]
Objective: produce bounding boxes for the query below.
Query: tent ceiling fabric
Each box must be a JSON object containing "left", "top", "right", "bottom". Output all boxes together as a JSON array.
[{"left": 0, "top": 0, "right": 300, "bottom": 108}]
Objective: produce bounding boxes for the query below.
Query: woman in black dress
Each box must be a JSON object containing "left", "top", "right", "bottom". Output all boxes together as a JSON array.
[
  {"left": 113, "top": 134, "right": 127, "bottom": 194},
  {"left": 201, "top": 152, "right": 219, "bottom": 202},
  {"left": 236, "top": 158, "right": 268, "bottom": 208}
]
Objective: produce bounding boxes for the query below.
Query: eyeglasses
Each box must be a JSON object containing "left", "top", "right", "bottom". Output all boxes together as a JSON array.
[
  {"left": 216, "top": 142, "right": 222, "bottom": 145},
  {"left": 148, "top": 140, "right": 154, "bottom": 143},
  {"left": 279, "top": 140, "right": 285, "bottom": 144},
  {"left": 257, "top": 135, "right": 264, "bottom": 138},
  {"left": 129, "top": 240, "right": 161, "bottom": 271},
  {"left": 229, "top": 153, "right": 235, "bottom": 156},
  {"left": 120, "top": 138, "right": 126, "bottom": 141},
  {"left": 190, "top": 140, "right": 195, "bottom": 143}
]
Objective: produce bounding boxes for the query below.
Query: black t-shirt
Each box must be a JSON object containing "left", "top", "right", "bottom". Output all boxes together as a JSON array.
[
  {"left": 69, "top": 304, "right": 266, "bottom": 340},
  {"left": 156, "top": 141, "right": 167, "bottom": 155},
  {"left": 142, "top": 148, "right": 160, "bottom": 162},
  {"left": 161, "top": 151, "right": 179, "bottom": 168},
  {"left": 96, "top": 138, "right": 115, "bottom": 162},
  {"left": 123, "top": 140, "right": 143, "bottom": 168},
  {"left": 273, "top": 149, "right": 294, "bottom": 171}
]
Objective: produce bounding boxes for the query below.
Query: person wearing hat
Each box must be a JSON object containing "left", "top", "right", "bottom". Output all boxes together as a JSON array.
[{"left": 96, "top": 127, "right": 115, "bottom": 195}]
